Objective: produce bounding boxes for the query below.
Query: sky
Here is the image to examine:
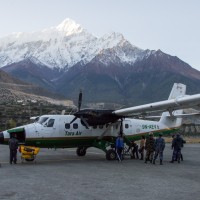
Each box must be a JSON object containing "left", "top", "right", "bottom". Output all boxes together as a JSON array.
[{"left": 0, "top": 0, "right": 200, "bottom": 70}]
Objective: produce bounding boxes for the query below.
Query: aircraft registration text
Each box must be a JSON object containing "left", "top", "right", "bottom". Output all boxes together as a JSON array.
[{"left": 142, "top": 124, "right": 159, "bottom": 130}]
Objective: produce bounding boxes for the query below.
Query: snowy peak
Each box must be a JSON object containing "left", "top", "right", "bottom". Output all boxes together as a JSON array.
[
  {"left": 102, "top": 32, "right": 124, "bottom": 42},
  {"left": 0, "top": 18, "right": 145, "bottom": 69},
  {"left": 56, "top": 18, "right": 85, "bottom": 35}
]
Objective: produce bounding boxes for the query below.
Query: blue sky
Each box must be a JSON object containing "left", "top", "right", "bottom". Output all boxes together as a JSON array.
[{"left": 0, "top": 0, "right": 200, "bottom": 70}]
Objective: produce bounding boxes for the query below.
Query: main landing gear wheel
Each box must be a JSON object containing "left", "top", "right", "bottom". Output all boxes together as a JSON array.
[
  {"left": 106, "top": 149, "right": 116, "bottom": 160},
  {"left": 76, "top": 146, "right": 87, "bottom": 156}
]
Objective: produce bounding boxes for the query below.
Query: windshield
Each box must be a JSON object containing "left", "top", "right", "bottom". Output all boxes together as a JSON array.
[{"left": 37, "top": 117, "right": 49, "bottom": 125}]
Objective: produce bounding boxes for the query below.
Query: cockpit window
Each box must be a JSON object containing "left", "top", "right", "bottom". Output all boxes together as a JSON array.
[
  {"left": 37, "top": 117, "right": 49, "bottom": 124},
  {"left": 46, "top": 119, "right": 55, "bottom": 127}
]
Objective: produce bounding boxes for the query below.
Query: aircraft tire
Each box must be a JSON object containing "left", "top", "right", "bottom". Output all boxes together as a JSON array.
[
  {"left": 76, "top": 147, "right": 87, "bottom": 156},
  {"left": 106, "top": 149, "right": 116, "bottom": 160}
]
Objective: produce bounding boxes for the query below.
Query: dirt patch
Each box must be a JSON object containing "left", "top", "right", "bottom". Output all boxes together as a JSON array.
[{"left": 164, "top": 137, "right": 200, "bottom": 143}]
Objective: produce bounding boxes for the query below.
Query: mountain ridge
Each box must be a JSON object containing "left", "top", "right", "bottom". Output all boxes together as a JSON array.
[
  {"left": 0, "top": 18, "right": 146, "bottom": 70},
  {"left": 1, "top": 19, "right": 200, "bottom": 107}
]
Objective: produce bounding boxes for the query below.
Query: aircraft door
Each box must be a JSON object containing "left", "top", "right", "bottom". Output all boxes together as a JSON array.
[
  {"left": 8, "top": 128, "right": 26, "bottom": 144},
  {"left": 123, "top": 120, "right": 132, "bottom": 135}
]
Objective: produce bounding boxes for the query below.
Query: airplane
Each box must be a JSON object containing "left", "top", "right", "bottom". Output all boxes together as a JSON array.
[{"left": 1, "top": 83, "right": 200, "bottom": 161}]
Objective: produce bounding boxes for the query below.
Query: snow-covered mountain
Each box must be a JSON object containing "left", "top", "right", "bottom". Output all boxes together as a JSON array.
[
  {"left": 0, "top": 18, "right": 146, "bottom": 70},
  {"left": 2, "top": 18, "right": 200, "bottom": 106}
]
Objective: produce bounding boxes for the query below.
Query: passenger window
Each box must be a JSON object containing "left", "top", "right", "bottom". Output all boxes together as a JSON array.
[
  {"left": 65, "top": 123, "right": 70, "bottom": 129},
  {"left": 93, "top": 125, "right": 97, "bottom": 129},
  {"left": 73, "top": 123, "right": 78, "bottom": 129},
  {"left": 47, "top": 119, "right": 55, "bottom": 127},
  {"left": 125, "top": 124, "right": 129, "bottom": 129}
]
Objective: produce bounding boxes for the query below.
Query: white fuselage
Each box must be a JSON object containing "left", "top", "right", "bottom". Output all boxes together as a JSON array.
[{"left": 2, "top": 114, "right": 175, "bottom": 143}]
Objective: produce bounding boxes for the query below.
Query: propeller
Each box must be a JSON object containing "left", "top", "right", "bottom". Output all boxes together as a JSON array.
[
  {"left": 80, "top": 116, "right": 90, "bottom": 129},
  {"left": 69, "top": 90, "right": 90, "bottom": 129},
  {"left": 69, "top": 116, "right": 78, "bottom": 124},
  {"left": 69, "top": 90, "right": 82, "bottom": 123},
  {"left": 69, "top": 90, "right": 122, "bottom": 128}
]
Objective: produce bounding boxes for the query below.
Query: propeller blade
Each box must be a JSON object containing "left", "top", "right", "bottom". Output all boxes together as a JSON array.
[
  {"left": 69, "top": 116, "right": 78, "bottom": 124},
  {"left": 78, "top": 90, "right": 82, "bottom": 111},
  {"left": 80, "top": 116, "right": 90, "bottom": 129}
]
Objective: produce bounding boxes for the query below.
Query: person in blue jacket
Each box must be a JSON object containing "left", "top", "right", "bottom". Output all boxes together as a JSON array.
[
  {"left": 170, "top": 133, "right": 185, "bottom": 163},
  {"left": 153, "top": 133, "right": 165, "bottom": 165},
  {"left": 115, "top": 134, "right": 124, "bottom": 161}
]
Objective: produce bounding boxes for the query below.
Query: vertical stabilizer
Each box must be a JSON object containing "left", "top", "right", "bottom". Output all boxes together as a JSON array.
[
  {"left": 159, "top": 83, "right": 186, "bottom": 127},
  {"left": 168, "top": 83, "right": 186, "bottom": 100}
]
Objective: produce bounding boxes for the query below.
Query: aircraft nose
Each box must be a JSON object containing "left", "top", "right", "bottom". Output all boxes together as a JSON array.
[{"left": 0, "top": 132, "right": 4, "bottom": 144}]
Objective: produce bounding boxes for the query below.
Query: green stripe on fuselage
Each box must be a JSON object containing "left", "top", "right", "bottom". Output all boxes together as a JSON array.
[
  {"left": 125, "top": 127, "right": 179, "bottom": 142},
  {"left": 3, "top": 127, "right": 179, "bottom": 148},
  {"left": 24, "top": 137, "right": 98, "bottom": 148},
  {"left": 21, "top": 127, "right": 180, "bottom": 148}
]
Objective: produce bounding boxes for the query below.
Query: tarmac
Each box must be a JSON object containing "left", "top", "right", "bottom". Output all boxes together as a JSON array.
[{"left": 0, "top": 143, "right": 200, "bottom": 200}]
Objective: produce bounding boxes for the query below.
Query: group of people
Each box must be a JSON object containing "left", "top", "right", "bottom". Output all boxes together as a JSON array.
[
  {"left": 144, "top": 132, "right": 165, "bottom": 165},
  {"left": 115, "top": 132, "right": 185, "bottom": 164},
  {"left": 170, "top": 133, "right": 185, "bottom": 163},
  {"left": 5, "top": 132, "right": 185, "bottom": 165}
]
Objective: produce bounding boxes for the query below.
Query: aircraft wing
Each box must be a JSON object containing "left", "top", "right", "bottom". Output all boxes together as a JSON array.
[
  {"left": 141, "top": 113, "right": 200, "bottom": 120},
  {"left": 113, "top": 94, "right": 200, "bottom": 117}
]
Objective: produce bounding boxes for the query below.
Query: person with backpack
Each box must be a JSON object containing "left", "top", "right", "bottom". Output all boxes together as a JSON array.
[{"left": 8, "top": 134, "right": 19, "bottom": 164}]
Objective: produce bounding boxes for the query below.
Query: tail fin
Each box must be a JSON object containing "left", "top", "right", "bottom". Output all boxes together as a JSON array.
[
  {"left": 168, "top": 83, "right": 186, "bottom": 100},
  {"left": 159, "top": 83, "right": 186, "bottom": 127}
]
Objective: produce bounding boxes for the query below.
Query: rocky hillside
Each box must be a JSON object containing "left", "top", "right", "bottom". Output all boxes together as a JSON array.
[{"left": 0, "top": 70, "right": 73, "bottom": 106}]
